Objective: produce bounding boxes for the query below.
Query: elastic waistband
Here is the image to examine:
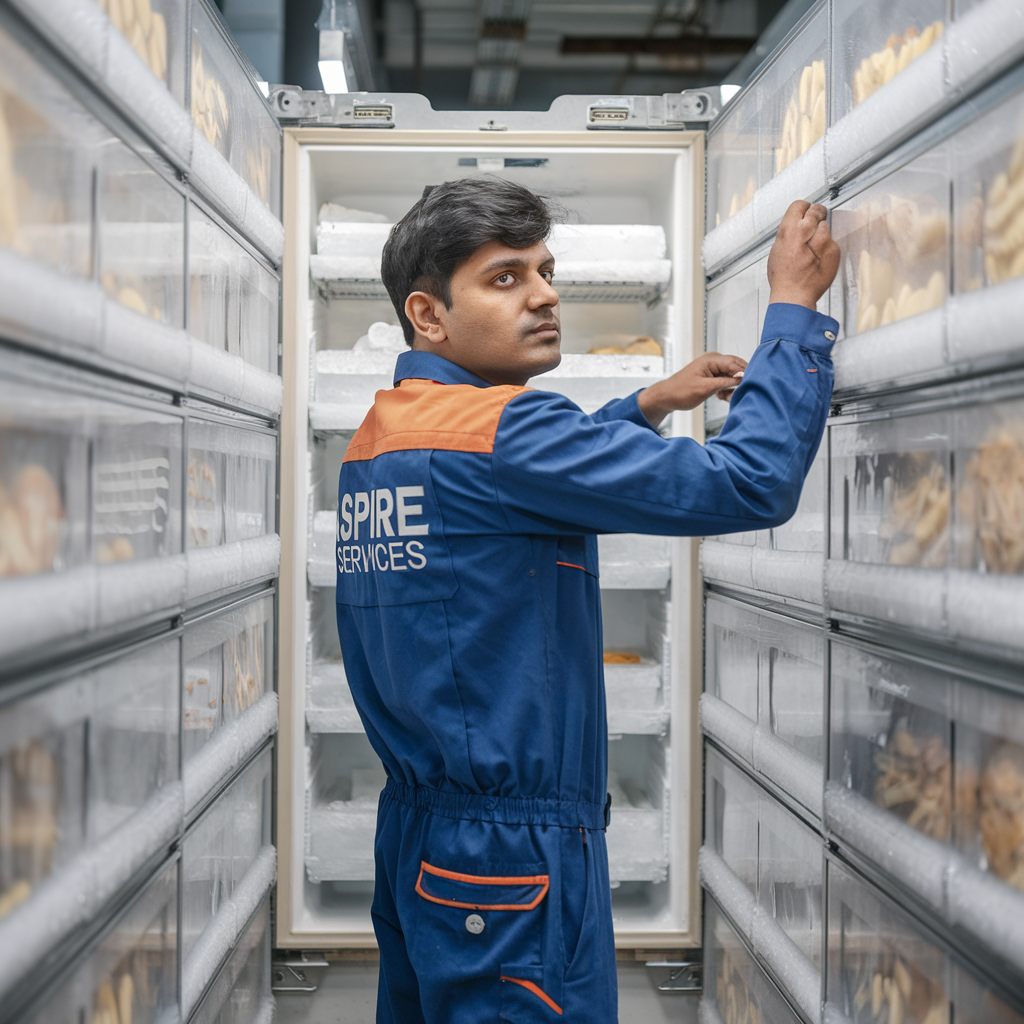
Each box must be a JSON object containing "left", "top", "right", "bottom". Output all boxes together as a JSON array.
[{"left": 382, "top": 777, "right": 610, "bottom": 830}]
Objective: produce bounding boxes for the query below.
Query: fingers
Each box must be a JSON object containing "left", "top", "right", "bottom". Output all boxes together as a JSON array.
[{"left": 701, "top": 353, "right": 748, "bottom": 376}]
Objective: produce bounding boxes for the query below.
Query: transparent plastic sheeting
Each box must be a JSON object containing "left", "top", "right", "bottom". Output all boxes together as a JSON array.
[
  {"left": 187, "top": 420, "right": 277, "bottom": 551},
  {"left": 830, "top": 80, "right": 1024, "bottom": 395},
  {"left": 705, "top": 747, "right": 824, "bottom": 973},
  {"left": 191, "top": 897, "right": 274, "bottom": 1024},
  {"left": 702, "top": 0, "right": 1024, "bottom": 272},
  {"left": 700, "top": 850, "right": 821, "bottom": 1024},
  {"left": 704, "top": 593, "right": 826, "bottom": 779},
  {"left": 181, "top": 845, "right": 276, "bottom": 1018},
  {"left": 827, "top": 638, "right": 1024, "bottom": 975},
  {"left": 0, "top": 533, "right": 280, "bottom": 665},
  {"left": 827, "top": 394, "right": 1024, "bottom": 651},
  {"left": 6, "top": 0, "right": 285, "bottom": 264},
  {"left": 0, "top": 681, "right": 276, "bottom": 1003},
  {"left": 182, "top": 748, "right": 271, "bottom": 968},
  {"left": 0, "top": 372, "right": 182, "bottom": 581},
  {"left": 20, "top": 856, "right": 178, "bottom": 1024},
  {"left": 0, "top": 637, "right": 179, "bottom": 925},
  {"left": 825, "top": 857, "right": 1024, "bottom": 1024},
  {"left": 184, "top": 593, "right": 275, "bottom": 763}
]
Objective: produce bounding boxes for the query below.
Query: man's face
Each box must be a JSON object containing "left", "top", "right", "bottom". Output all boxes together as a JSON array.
[{"left": 405, "top": 239, "right": 561, "bottom": 386}]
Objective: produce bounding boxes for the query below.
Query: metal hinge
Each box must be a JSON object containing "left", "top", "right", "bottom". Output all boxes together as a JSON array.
[
  {"left": 586, "top": 89, "right": 722, "bottom": 130},
  {"left": 269, "top": 87, "right": 395, "bottom": 127},
  {"left": 646, "top": 959, "right": 703, "bottom": 992},
  {"left": 272, "top": 953, "right": 330, "bottom": 993}
]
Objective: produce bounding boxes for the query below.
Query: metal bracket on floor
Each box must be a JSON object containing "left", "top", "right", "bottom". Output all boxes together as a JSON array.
[
  {"left": 272, "top": 953, "right": 330, "bottom": 993},
  {"left": 646, "top": 960, "right": 703, "bottom": 992}
]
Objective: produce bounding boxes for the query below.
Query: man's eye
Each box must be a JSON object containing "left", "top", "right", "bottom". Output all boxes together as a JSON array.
[
  {"left": 541, "top": 270, "right": 554, "bottom": 282},
  {"left": 496, "top": 272, "right": 514, "bottom": 285}
]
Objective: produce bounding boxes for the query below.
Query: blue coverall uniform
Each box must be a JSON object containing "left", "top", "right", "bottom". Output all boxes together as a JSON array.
[{"left": 335, "top": 302, "right": 839, "bottom": 1023}]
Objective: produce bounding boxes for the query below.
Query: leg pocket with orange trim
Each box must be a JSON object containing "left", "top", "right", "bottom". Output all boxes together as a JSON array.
[{"left": 411, "top": 860, "right": 562, "bottom": 1021}]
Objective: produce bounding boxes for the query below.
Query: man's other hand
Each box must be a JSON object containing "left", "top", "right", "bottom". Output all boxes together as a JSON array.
[
  {"left": 767, "top": 201, "right": 840, "bottom": 310},
  {"left": 638, "top": 352, "right": 748, "bottom": 427}
]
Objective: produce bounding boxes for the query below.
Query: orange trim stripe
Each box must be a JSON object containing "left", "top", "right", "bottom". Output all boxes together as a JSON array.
[
  {"left": 555, "top": 561, "right": 586, "bottom": 571},
  {"left": 500, "top": 977, "right": 563, "bottom": 1015},
  {"left": 343, "top": 379, "right": 529, "bottom": 463},
  {"left": 414, "top": 861, "right": 549, "bottom": 911}
]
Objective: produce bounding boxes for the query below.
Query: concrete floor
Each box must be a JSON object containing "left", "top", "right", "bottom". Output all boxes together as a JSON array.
[{"left": 274, "top": 960, "right": 700, "bottom": 1023}]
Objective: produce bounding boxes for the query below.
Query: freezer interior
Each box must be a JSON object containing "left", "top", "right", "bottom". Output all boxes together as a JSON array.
[{"left": 287, "top": 138, "right": 697, "bottom": 942}]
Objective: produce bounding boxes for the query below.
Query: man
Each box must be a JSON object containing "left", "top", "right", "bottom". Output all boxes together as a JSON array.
[{"left": 335, "top": 177, "right": 839, "bottom": 1022}]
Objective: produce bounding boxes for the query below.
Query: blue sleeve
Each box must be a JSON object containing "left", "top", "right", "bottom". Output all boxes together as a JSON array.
[
  {"left": 490, "top": 303, "right": 838, "bottom": 537},
  {"left": 589, "top": 391, "right": 658, "bottom": 432}
]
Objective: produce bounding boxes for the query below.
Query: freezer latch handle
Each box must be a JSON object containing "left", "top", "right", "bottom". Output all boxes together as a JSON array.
[
  {"left": 646, "top": 960, "right": 703, "bottom": 992},
  {"left": 272, "top": 953, "right": 331, "bottom": 992}
]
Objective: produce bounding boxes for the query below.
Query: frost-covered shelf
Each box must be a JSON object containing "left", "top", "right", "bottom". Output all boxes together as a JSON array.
[
  {"left": 701, "top": 541, "right": 825, "bottom": 609},
  {"left": 306, "top": 660, "right": 363, "bottom": 733},
  {"left": 606, "top": 803, "right": 668, "bottom": 884},
  {"left": 606, "top": 659, "right": 669, "bottom": 736},
  {"left": 306, "top": 803, "right": 378, "bottom": 883},
  {"left": 598, "top": 534, "right": 671, "bottom": 590}
]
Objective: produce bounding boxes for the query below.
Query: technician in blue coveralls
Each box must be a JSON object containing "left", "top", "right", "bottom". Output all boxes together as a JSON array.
[{"left": 334, "top": 179, "right": 840, "bottom": 1023}]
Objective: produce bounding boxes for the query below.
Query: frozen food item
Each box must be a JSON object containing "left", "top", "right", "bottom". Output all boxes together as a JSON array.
[
  {"left": 873, "top": 728, "right": 951, "bottom": 840},
  {"left": 877, "top": 462, "right": 950, "bottom": 568},
  {"left": 0, "top": 100, "right": 18, "bottom": 251},
  {"left": 587, "top": 337, "right": 663, "bottom": 357},
  {"left": 852, "top": 22, "right": 944, "bottom": 107},
  {"left": 982, "top": 134, "right": 1024, "bottom": 286},
  {"left": 850, "top": 957, "right": 946, "bottom": 1024},
  {"left": 94, "top": 0, "right": 168, "bottom": 83},
  {"left": 604, "top": 652, "right": 642, "bottom": 664},
  {"left": 96, "top": 537, "right": 135, "bottom": 563},
  {"left": 353, "top": 322, "right": 408, "bottom": 354},
  {"left": 979, "top": 743, "right": 1024, "bottom": 891},
  {"left": 187, "top": 457, "right": 219, "bottom": 548},
  {"left": 318, "top": 203, "right": 390, "bottom": 224},
  {"left": 856, "top": 252, "right": 945, "bottom": 332},
  {"left": 0, "top": 464, "right": 65, "bottom": 578},
  {"left": 725, "top": 177, "right": 756, "bottom": 222},
  {"left": 776, "top": 60, "right": 826, "bottom": 174},
  {"left": 91, "top": 969, "right": 135, "bottom": 1024},
  {"left": 190, "top": 44, "right": 229, "bottom": 150},
  {"left": 224, "top": 621, "right": 264, "bottom": 716},
  {"left": 0, "top": 879, "right": 31, "bottom": 919},
  {"left": 959, "top": 423, "right": 1024, "bottom": 574},
  {"left": 713, "top": 946, "right": 763, "bottom": 1024},
  {"left": 101, "top": 272, "right": 164, "bottom": 322}
]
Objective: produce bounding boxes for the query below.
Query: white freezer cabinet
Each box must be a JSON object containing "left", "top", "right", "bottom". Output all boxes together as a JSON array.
[
  {"left": 705, "top": 747, "right": 824, "bottom": 972},
  {"left": 828, "top": 393, "right": 1024, "bottom": 651},
  {"left": 184, "top": 592, "right": 275, "bottom": 763},
  {"left": 181, "top": 746, "right": 272, "bottom": 966},
  {"left": 0, "top": 368, "right": 182, "bottom": 580},
  {"left": 187, "top": 418, "right": 276, "bottom": 551},
  {"left": 828, "top": 637, "right": 1024, "bottom": 974},
  {"left": 707, "top": 2, "right": 828, "bottom": 232},
  {"left": 702, "top": 894, "right": 804, "bottom": 1024},
  {"left": 21, "top": 855, "right": 178, "bottom": 1024},
  {"left": 0, "top": 635, "right": 179, "bottom": 925},
  {"left": 190, "top": 896, "right": 273, "bottom": 1024},
  {"left": 189, "top": 204, "right": 281, "bottom": 376},
  {"left": 607, "top": 734, "right": 669, "bottom": 886},
  {"left": 825, "top": 856, "right": 1024, "bottom": 1024},
  {"left": 0, "top": 18, "right": 101, "bottom": 280},
  {"left": 703, "top": 595, "right": 825, "bottom": 816},
  {"left": 99, "top": 134, "right": 186, "bottom": 329}
]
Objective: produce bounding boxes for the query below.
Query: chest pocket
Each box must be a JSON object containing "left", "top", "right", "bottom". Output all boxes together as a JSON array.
[
  {"left": 555, "top": 535, "right": 599, "bottom": 578},
  {"left": 336, "top": 449, "right": 458, "bottom": 607}
]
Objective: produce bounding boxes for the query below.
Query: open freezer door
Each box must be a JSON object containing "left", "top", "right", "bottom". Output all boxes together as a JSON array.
[{"left": 274, "top": 93, "right": 715, "bottom": 951}]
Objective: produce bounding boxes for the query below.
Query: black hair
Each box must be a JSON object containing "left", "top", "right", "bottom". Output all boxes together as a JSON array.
[{"left": 381, "top": 177, "right": 554, "bottom": 343}]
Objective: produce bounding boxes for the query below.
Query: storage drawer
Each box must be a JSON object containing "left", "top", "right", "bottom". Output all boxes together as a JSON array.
[
  {"left": 703, "top": 894, "right": 803, "bottom": 1024},
  {"left": 831, "top": 0, "right": 947, "bottom": 123},
  {"left": 181, "top": 746, "right": 271, "bottom": 963},
  {"left": 89, "top": 0, "right": 187, "bottom": 101},
  {"left": 189, "top": 0, "right": 281, "bottom": 217},
  {"left": 705, "top": 256, "right": 767, "bottom": 434},
  {"left": 0, "top": 636, "right": 180, "bottom": 922},
  {"left": 0, "top": 20, "right": 101, "bottom": 279},
  {"left": 188, "top": 203, "right": 280, "bottom": 375},
  {"left": 830, "top": 638, "right": 1024, "bottom": 898},
  {"left": 187, "top": 418, "right": 276, "bottom": 550},
  {"left": 705, "top": 746, "right": 760, "bottom": 892},
  {"left": 190, "top": 896, "right": 272, "bottom": 1024},
  {"left": 607, "top": 734, "right": 668, "bottom": 883},
  {"left": 183, "top": 591, "right": 274, "bottom": 762},
  {"left": 706, "top": 91, "right": 762, "bottom": 235},
  {"left": 22, "top": 856, "right": 178, "bottom": 1024},
  {"left": 832, "top": 143, "right": 949, "bottom": 340},
  {"left": 99, "top": 140, "right": 186, "bottom": 329},
  {"left": 705, "top": 595, "right": 826, "bottom": 768}
]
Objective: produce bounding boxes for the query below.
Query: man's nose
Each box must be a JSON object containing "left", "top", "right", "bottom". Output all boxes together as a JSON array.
[{"left": 528, "top": 272, "right": 560, "bottom": 309}]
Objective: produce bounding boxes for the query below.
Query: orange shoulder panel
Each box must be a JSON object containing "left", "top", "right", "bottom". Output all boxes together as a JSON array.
[{"left": 343, "top": 379, "right": 530, "bottom": 463}]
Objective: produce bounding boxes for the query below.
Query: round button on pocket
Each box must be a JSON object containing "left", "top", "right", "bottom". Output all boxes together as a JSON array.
[
  {"left": 824, "top": 330, "right": 836, "bottom": 341},
  {"left": 465, "top": 914, "right": 485, "bottom": 935}
]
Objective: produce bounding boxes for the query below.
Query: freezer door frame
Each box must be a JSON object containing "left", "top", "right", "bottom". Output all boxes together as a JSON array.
[{"left": 277, "top": 126, "right": 706, "bottom": 950}]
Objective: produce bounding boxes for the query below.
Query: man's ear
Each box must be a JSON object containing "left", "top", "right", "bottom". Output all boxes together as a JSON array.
[{"left": 405, "top": 292, "right": 448, "bottom": 344}]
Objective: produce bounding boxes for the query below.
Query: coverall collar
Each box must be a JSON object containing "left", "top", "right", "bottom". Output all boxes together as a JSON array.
[{"left": 394, "top": 349, "right": 496, "bottom": 389}]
